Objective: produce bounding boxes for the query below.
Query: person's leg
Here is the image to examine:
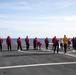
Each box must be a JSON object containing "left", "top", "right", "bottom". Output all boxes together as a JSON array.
[
  {"left": 65, "top": 44, "right": 67, "bottom": 53},
  {"left": 57, "top": 43, "right": 59, "bottom": 53},
  {"left": 60, "top": 43, "right": 62, "bottom": 49},
  {"left": 46, "top": 44, "right": 47, "bottom": 49},
  {"left": 47, "top": 44, "right": 49, "bottom": 49},
  {"left": 9, "top": 43, "right": 12, "bottom": 50},
  {"left": 0, "top": 43, "right": 2, "bottom": 51},
  {"left": 1, "top": 44, "right": 2, "bottom": 51},
  {"left": 72, "top": 43, "right": 74, "bottom": 49},
  {"left": 34, "top": 43, "right": 36, "bottom": 49},
  {"left": 74, "top": 44, "right": 76, "bottom": 50},
  {"left": 46, "top": 44, "right": 48, "bottom": 49},
  {"left": 39, "top": 45, "right": 41, "bottom": 49},
  {"left": 7, "top": 43, "right": 9, "bottom": 51},
  {"left": 33, "top": 43, "right": 35, "bottom": 49},
  {"left": 36, "top": 43, "right": 38, "bottom": 49},
  {"left": 64, "top": 44, "right": 67, "bottom": 53},
  {"left": 60, "top": 43, "right": 63, "bottom": 49},
  {"left": 20, "top": 44, "right": 22, "bottom": 50},
  {"left": 54, "top": 44, "right": 56, "bottom": 53},
  {"left": 27, "top": 43, "right": 29, "bottom": 50},
  {"left": 75, "top": 46, "right": 76, "bottom": 50},
  {"left": 26, "top": 43, "right": 28, "bottom": 50},
  {"left": 26, "top": 43, "right": 29, "bottom": 50},
  {"left": 68, "top": 44, "right": 70, "bottom": 49},
  {"left": 17, "top": 44, "right": 19, "bottom": 50},
  {"left": 64, "top": 44, "right": 66, "bottom": 53}
]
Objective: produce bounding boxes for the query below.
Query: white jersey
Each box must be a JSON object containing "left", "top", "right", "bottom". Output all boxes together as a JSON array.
[{"left": 60, "top": 39, "right": 63, "bottom": 44}]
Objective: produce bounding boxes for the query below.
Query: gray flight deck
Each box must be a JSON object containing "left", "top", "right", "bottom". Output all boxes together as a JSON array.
[{"left": 0, "top": 44, "right": 76, "bottom": 75}]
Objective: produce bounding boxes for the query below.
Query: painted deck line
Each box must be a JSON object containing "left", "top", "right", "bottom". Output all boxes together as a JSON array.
[
  {"left": 18, "top": 50, "right": 51, "bottom": 54},
  {"left": 65, "top": 53, "right": 76, "bottom": 57},
  {"left": 0, "top": 62, "right": 76, "bottom": 70},
  {"left": 18, "top": 46, "right": 76, "bottom": 58},
  {"left": 41, "top": 48, "right": 76, "bottom": 58},
  {"left": 41, "top": 48, "right": 52, "bottom": 51},
  {"left": 58, "top": 51, "right": 76, "bottom": 57}
]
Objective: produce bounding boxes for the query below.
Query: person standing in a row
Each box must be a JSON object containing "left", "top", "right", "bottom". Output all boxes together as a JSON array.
[
  {"left": 52, "top": 36, "right": 59, "bottom": 53},
  {"left": 68, "top": 38, "right": 71, "bottom": 49},
  {"left": 6, "top": 36, "right": 12, "bottom": 51},
  {"left": 17, "top": 37, "right": 22, "bottom": 50},
  {"left": 0, "top": 37, "right": 3, "bottom": 51},
  {"left": 25, "top": 36, "right": 30, "bottom": 50},
  {"left": 33, "top": 37, "right": 38, "bottom": 50},
  {"left": 63, "top": 35, "right": 69, "bottom": 54},
  {"left": 52, "top": 36, "right": 56, "bottom": 49},
  {"left": 45, "top": 37, "right": 49, "bottom": 49},
  {"left": 72, "top": 37, "right": 76, "bottom": 50},
  {"left": 71, "top": 37, "right": 75, "bottom": 50},
  {"left": 60, "top": 38, "right": 63, "bottom": 49}
]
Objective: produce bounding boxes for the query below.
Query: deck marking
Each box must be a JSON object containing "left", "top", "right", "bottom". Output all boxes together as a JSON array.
[
  {"left": 18, "top": 50, "right": 51, "bottom": 54},
  {"left": 0, "top": 62, "right": 76, "bottom": 69},
  {"left": 18, "top": 47, "right": 76, "bottom": 58}
]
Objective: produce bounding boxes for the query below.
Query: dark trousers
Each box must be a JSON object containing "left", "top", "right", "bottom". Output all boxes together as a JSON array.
[
  {"left": 7, "top": 43, "right": 12, "bottom": 51},
  {"left": 60, "top": 43, "right": 63, "bottom": 49},
  {"left": 33, "top": 43, "right": 38, "bottom": 49},
  {"left": 72, "top": 42, "right": 74, "bottom": 49},
  {"left": 0, "top": 43, "right": 2, "bottom": 51},
  {"left": 73, "top": 43, "right": 76, "bottom": 50},
  {"left": 17, "top": 44, "right": 22, "bottom": 50},
  {"left": 45, "top": 43, "right": 49, "bottom": 49},
  {"left": 74, "top": 44, "right": 76, "bottom": 50},
  {"left": 54, "top": 42, "right": 59, "bottom": 53},
  {"left": 26, "top": 43, "right": 29, "bottom": 50},
  {"left": 64, "top": 44, "right": 67, "bottom": 53}
]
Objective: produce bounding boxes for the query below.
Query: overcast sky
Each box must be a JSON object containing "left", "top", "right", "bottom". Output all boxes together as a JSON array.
[{"left": 0, "top": 0, "right": 76, "bottom": 38}]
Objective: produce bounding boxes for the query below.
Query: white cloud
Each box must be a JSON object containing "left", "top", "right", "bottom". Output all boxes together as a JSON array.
[
  {"left": 63, "top": 16, "right": 76, "bottom": 22},
  {"left": 0, "top": 16, "right": 76, "bottom": 37}
]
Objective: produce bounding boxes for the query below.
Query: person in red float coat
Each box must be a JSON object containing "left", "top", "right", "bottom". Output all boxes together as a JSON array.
[
  {"left": 25, "top": 36, "right": 30, "bottom": 50},
  {"left": 45, "top": 37, "right": 49, "bottom": 49},
  {"left": 68, "top": 38, "right": 71, "bottom": 49},
  {"left": 38, "top": 41, "right": 42, "bottom": 49},
  {"left": 71, "top": 37, "right": 75, "bottom": 49},
  {"left": 6, "top": 36, "right": 12, "bottom": 51},
  {"left": 0, "top": 37, "right": 3, "bottom": 51},
  {"left": 33, "top": 37, "right": 38, "bottom": 50},
  {"left": 52, "top": 36, "right": 56, "bottom": 48},
  {"left": 17, "top": 37, "right": 22, "bottom": 50},
  {"left": 52, "top": 36, "right": 59, "bottom": 53}
]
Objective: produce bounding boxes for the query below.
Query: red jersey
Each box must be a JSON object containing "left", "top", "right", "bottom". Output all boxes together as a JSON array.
[
  {"left": 33, "top": 38, "right": 38, "bottom": 43},
  {"left": 52, "top": 38, "right": 55, "bottom": 44},
  {"left": 52, "top": 37, "right": 59, "bottom": 45},
  {"left": 38, "top": 42, "right": 42, "bottom": 46},
  {"left": 25, "top": 38, "right": 29, "bottom": 43},
  {"left": 68, "top": 40, "right": 71, "bottom": 44},
  {"left": 71, "top": 38, "right": 74, "bottom": 42},
  {"left": 0, "top": 38, "right": 3, "bottom": 43},
  {"left": 45, "top": 38, "right": 49, "bottom": 44},
  {"left": 6, "top": 37, "right": 12, "bottom": 43},
  {"left": 17, "top": 39, "right": 22, "bottom": 44}
]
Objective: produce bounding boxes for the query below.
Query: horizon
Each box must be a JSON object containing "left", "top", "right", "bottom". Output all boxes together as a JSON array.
[
  {"left": 0, "top": 0, "right": 76, "bottom": 38},
  {"left": 2, "top": 37, "right": 72, "bottom": 39}
]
